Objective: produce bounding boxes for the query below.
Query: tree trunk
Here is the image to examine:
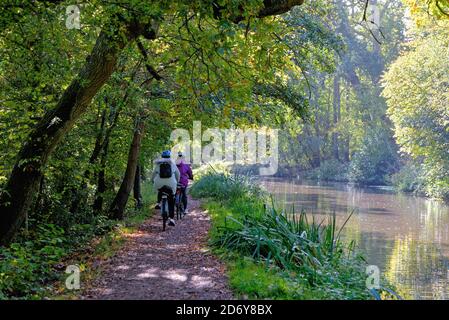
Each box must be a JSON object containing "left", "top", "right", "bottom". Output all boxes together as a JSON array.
[
  {"left": 93, "top": 137, "right": 110, "bottom": 214},
  {"left": 343, "top": 84, "right": 350, "bottom": 162},
  {"left": 332, "top": 75, "right": 341, "bottom": 160},
  {"left": 70, "top": 109, "right": 107, "bottom": 214},
  {"left": 71, "top": 98, "right": 125, "bottom": 213},
  {"left": 311, "top": 77, "right": 323, "bottom": 168},
  {"left": 133, "top": 165, "right": 143, "bottom": 209},
  {"left": 109, "top": 119, "right": 145, "bottom": 220},
  {"left": 33, "top": 176, "right": 45, "bottom": 217}
]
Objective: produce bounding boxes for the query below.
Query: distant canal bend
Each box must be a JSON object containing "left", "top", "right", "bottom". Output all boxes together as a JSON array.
[{"left": 261, "top": 178, "right": 449, "bottom": 300}]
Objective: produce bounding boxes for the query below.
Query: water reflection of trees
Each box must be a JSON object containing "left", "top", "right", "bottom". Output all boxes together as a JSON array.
[
  {"left": 385, "top": 235, "right": 449, "bottom": 299},
  {"left": 420, "top": 199, "right": 449, "bottom": 244}
]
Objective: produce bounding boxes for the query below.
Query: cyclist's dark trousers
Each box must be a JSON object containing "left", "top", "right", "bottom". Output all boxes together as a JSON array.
[
  {"left": 158, "top": 187, "right": 175, "bottom": 219},
  {"left": 180, "top": 186, "right": 188, "bottom": 210}
]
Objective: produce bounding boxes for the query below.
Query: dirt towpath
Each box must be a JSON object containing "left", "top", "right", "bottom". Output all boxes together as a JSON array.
[{"left": 83, "top": 197, "right": 233, "bottom": 300}]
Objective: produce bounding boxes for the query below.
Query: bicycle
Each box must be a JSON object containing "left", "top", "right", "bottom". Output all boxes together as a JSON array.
[
  {"left": 159, "top": 189, "right": 170, "bottom": 231},
  {"left": 175, "top": 183, "right": 185, "bottom": 220}
]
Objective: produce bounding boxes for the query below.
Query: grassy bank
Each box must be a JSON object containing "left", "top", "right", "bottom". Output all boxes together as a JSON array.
[
  {"left": 0, "top": 182, "right": 156, "bottom": 300},
  {"left": 191, "top": 172, "right": 397, "bottom": 300}
]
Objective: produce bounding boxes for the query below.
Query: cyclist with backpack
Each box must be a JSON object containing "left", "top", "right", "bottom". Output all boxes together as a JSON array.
[
  {"left": 151, "top": 150, "right": 180, "bottom": 227},
  {"left": 176, "top": 151, "right": 193, "bottom": 214}
]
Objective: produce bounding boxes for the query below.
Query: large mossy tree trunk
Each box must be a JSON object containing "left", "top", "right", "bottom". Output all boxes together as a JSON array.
[{"left": 109, "top": 119, "right": 145, "bottom": 220}]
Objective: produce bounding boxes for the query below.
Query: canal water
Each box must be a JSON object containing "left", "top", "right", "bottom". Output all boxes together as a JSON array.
[{"left": 260, "top": 177, "right": 449, "bottom": 300}]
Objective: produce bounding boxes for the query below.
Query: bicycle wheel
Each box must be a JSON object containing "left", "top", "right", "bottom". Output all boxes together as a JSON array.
[
  {"left": 179, "top": 202, "right": 184, "bottom": 219},
  {"left": 161, "top": 198, "right": 168, "bottom": 231},
  {"left": 180, "top": 200, "right": 185, "bottom": 217},
  {"left": 175, "top": 193, "right": 181, "bottom": 220},
  {"left": 181, "top": 191, "right": 186, "bottom": 216}
]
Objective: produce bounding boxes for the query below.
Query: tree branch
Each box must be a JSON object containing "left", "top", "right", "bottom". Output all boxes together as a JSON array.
[{"left": 136, "top": 39, "right": 163, "bottom": 81}]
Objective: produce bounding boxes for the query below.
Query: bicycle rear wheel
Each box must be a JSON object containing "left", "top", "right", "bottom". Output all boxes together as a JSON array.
[
  {"left": 175, "top": 193, "right": 181, "bottom": 220},
  {"left": 180, "top": 201, "right": 185, "bottom": 217},
  {"left": 161, "top": 198, "right": 168, "bottom": 231}
]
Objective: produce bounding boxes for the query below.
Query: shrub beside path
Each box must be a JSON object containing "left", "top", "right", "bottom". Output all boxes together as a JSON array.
[{"left": 82, "top": 197, "right": 233, "bottom": 300}]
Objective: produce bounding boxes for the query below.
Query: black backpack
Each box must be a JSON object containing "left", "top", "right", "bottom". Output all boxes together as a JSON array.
[{"left": 159, "top": 162, "right": 172, "bottom": 178}]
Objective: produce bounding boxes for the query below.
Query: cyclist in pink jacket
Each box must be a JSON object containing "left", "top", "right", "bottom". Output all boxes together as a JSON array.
[{"left": 176, "top": 152, "right": 193, "bottom": 214}]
